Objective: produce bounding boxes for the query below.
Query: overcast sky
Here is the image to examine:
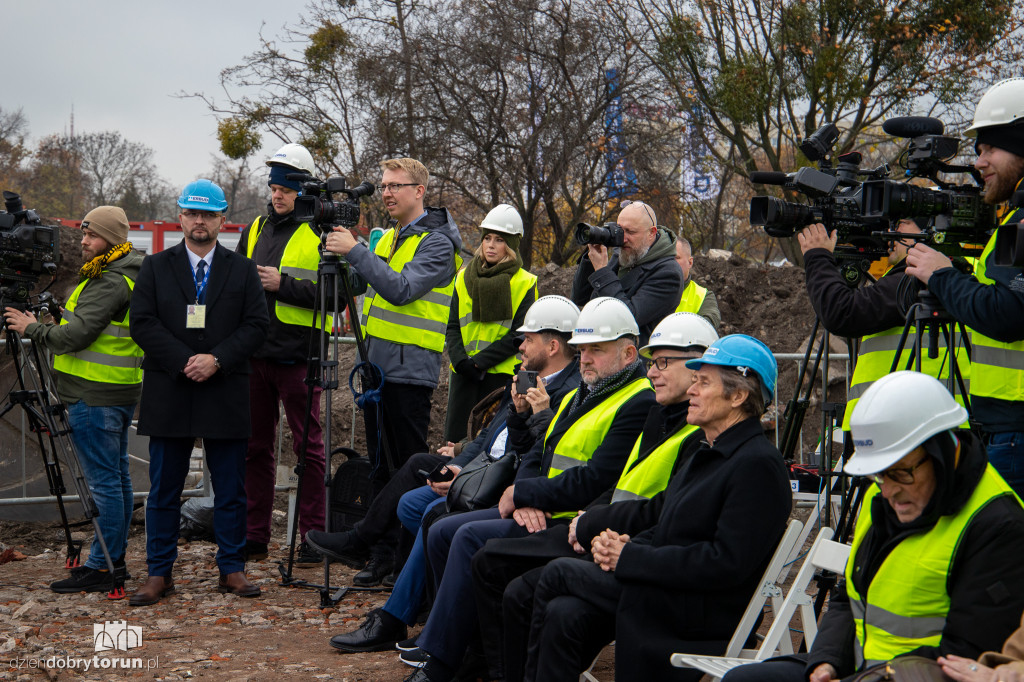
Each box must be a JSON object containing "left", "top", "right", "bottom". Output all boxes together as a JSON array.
[{"left": 7, "top": 1, "right": 297, "bottom": 192}]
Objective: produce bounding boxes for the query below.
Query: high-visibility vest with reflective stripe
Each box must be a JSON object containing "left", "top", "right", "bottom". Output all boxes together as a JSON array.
[
  {"left": 53, "top": 275, "right": 143, "bottom": 385},
  {"left": 359, "top": 227, "right": 461, "bottom": 353},
  {"left": 676, "top": 280, "right": 708, "bottom": 315},
  {"left": 846, "top": 464, "right": 1016, "bottom": 668},
  {"left": 543, "top": 377, "right": 653, "bottom": 518},
  {"left": 611, "top": 423, "right": 700, "bottom": 503},
  {"left": 245, "top": 216, "right": 332, "bottom": 332},
  {"left": 969, "top": 209, "right": 1024, "bottom": 403},
  {"left": 453, "top": 267, "right": 538, "bottom": 375},
  {"left": 843, "top": 324, "right": 970, "bottom": 430}
]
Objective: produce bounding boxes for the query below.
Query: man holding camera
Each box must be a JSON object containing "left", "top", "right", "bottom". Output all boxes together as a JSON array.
[
  {"left": 571, "top": 201, "right": 682, "bottom": 345},
  {"left": 237, "top": 142, "right": 331, "bottom": 566},
  {"left": 4, "top": 206, "right": 144, "bottom": 594},
  {"left": 674, "top": 234, "right": 721, "bottom": 328},
  {"left": 323, "top": 157, "right": 462, "bottom": 583},
  {"left": 906, "top": 78, "right": 1024, "bottom": 498}
]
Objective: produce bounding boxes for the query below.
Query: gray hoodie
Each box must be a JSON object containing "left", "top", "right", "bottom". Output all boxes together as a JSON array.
[{"left": 345, "top": 206, "right": 463, "bottom": 388}]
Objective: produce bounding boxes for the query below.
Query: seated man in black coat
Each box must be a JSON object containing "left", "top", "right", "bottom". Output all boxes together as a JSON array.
[{"left": 515, "top": 334, "right": 792, "bottom": 682}]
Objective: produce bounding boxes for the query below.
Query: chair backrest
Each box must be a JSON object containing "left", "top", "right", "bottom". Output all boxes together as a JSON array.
[{"left": 722, "top": 518, "right": 804, "bottom": 658}]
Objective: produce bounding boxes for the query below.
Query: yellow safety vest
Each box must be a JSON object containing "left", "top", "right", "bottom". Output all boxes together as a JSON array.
[
  {"left": 543, "top": 377, "right": 653, "bottom": 518},
  {"left": 676, "top": 280, "right": 708, "bottom": 315},
  {"left": 969, "top": 209, "right": 1024, "bottom": 403},
  {"left": 53, "top": 275, "right": 143, "bottom": 385},
  {"left": 245, "top": 216, "right": 332, "bottom": 332},
  {"left": 611, "top": 423, "right": 700, "bottom": 503},
  {"left": 846, "top": 464, "right": 1017, "bottom": 668},
  {"left": 359, "top": 227, "right": 462, "bottom": 353},
  {"left": 453, "top": 267, "right": 538, "bottom": 375}
]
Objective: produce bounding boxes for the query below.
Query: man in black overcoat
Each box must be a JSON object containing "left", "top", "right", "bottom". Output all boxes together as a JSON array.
[{"left": 128, "top": 179, "right": 269, "bottom": 606}]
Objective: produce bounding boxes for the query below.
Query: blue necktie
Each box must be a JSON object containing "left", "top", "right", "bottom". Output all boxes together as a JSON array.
[{"left": 195, "top": 260, "right": 207, "bottom": 304}]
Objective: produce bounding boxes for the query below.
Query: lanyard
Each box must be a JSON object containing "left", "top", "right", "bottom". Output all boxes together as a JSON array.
[{"left": 194, "top": 260, "right": 211, "bottom": 303}]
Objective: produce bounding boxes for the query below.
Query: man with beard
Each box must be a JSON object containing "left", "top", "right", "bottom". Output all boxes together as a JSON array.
[
  {"left": 905, "top": 78, "right": 1024, "bottom": 497},
  {"left": 4, "top": 206, "right": 145, "bottom": 595},
  {"left": 572, "top": 201, "right": 682, "bottom": 345},
  {"left": 238, "top": 143, "right": 334, "bottom": 565}
]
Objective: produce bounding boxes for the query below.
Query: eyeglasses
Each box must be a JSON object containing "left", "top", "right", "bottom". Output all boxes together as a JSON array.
[
  {"left": 620, "top": 199, "right": 657, "bottom": 228},
  {"left": 646, "top": 355, "right": 694, "bottom": 371},
  {"left": 867, "top": 455, "right": 930, "bottom": 485},
  {"left": 376, "top": 183, "right": 419, "bottom": 194},
  {"left": 180, "top": 210, "right": 223, "bottom": 222}
]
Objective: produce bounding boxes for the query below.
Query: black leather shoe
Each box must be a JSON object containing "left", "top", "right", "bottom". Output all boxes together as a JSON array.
[
  {"left": 294, "top": 541, "right": 323, "bottom": 568},
  {"left": 244, "top": 540, "right": 268, "bottom": 561},
  {"left": 305, "top": 529, "right": 369, "bottom": 569},
  {"left": 354, "top": 553, "right": 395, "bottom": 587},
  {"left": 50, "top": 566, "right": 114, "bottom": 594},
  {"left": 383, "top": 570, "right": 398, "bottom": 588},
  {"left": 404, "top": 658, "right": 455, "bottom": 682},
  {"left": 329, "top": 608, "right": 407, "bottom": 653}
]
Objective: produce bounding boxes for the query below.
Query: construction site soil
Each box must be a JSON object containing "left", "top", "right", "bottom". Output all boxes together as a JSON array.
[{"left": 1, "top": 230, "right": 835, "bottom": 680}]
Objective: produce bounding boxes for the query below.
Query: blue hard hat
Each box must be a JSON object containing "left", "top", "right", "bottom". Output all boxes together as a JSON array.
[
  {"left": 177, "top": 179, "right": 228, "bottom": 213},
  {"left": 686, "top": 334, "right": 777, "bottom": 403}
]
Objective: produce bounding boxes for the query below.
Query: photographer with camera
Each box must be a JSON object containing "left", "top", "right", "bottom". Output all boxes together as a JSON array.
[
  {"left": 235, "top": 143, "right": 334, "bottom": 566},
  {"left": 905, "top": 78, "right": 1024, "bottom": 498},
  {"left": 571, "top": 201, "right": 682, "bottom": 345},
  {"left": 4, "top": 206, "right": 144, "bottom": 594},
  {"left": 799, "top": 217, "right": 969, "bottom": 429},
  {"left": 674, "top": 235, "right": 721, "bottom": 329},
  {"left": 323, "top": 157, "right": 462, "bottom": 584}
]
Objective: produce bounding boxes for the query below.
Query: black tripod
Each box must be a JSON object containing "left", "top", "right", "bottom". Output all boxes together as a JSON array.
[
  {"left": 0, "top": 307, "right": 123, "bottom": 598},
  {"left": 277, "top": 241, "right": 395, "bottom": 607}
]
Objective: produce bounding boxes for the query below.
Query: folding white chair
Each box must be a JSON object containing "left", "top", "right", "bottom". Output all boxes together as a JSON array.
[{"left": 669, "top": 527, "right": 851, "bottom": 681}]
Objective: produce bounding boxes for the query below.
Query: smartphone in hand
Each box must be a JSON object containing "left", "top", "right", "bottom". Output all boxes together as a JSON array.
[{"left": 516, "top": 369, "right": 539, "bottom": 394}]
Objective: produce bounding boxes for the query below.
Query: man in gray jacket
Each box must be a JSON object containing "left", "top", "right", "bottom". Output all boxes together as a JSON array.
[{"left": 324, "top": 157, "right": 462, "bottom": 584}]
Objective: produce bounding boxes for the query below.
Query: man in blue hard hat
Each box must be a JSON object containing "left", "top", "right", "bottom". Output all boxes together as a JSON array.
[{"left": 128, "top": 179, "right": 269, "bottom": 606}]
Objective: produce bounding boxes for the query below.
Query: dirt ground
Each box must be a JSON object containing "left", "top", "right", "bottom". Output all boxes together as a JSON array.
[{"left": 1, "top": 232, "right": 836, "bottom": 680}]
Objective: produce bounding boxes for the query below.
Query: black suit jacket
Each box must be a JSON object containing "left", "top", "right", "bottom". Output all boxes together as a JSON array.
[{"left": 130, "top": 241, "right": 269, "bottom": 439}]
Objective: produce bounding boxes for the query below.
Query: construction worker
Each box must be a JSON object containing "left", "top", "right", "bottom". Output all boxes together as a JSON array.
[
  {"left": 906, "top": 77, "right": 1024, "bottom": 498},
  {"left": 4, "top": 206, "right": 144, "bottom": 595},
  {"left": 478, "top": 312, "right": 720, "bottom": 682},
  {"left": 674, "top": 235, "right": 721, "bottom": 329},
  {"left": 445, "top": 203, "right": 538, "bottom": 442},
  {"left": 323, "top": 157, "right": 462, "bottom": 585},
  {"left": 238, "top": 142, "right": 331, "bottom": 565},
  {"left": 724, "top": 371, "right": 1024, "bottom": 682},
  {"left": 403, "top": 297, "right": 657, "bottom": 682},
  {"left": 520, "top": 334, "right": 791, "bottom": 682}
]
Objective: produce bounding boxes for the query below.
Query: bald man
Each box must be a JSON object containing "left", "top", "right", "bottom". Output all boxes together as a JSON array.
[
  {"left": 674, "top": 236, "right": 721, "bottom": 329},
  {"left": 571, "top": 201, "right": 683, "bottom": 345}
]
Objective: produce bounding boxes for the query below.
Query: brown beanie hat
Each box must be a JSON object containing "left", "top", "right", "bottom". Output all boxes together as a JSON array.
[{"left": 81, "top": 206, "right": 130, "bottom": 246}]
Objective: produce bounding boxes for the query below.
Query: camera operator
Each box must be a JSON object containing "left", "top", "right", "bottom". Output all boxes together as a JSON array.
[
  {"left": 4, "top": 207, "right": 144, "bottom": 594},
  {"left": 674, "top": 234, "right": 721, "bottom": 329},
  {"left": 906, "top": 78, "right": 1024, "bottom": 498},
  {"left": 235, "top": 143, "right": 335, "bottom": 567},
  {"left": 571, "top": 201, "right": 682, "bottom": 345},
  {"left": 799, "top": 217, "right": 968, "bottom": 429},
  {"left": 323, "top": 157, "right": 462, "bottom": 585}
]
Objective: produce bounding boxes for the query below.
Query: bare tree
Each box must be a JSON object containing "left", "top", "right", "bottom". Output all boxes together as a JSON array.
[{"left": 72, "top": 131, "right": 160, "bottom": 207}]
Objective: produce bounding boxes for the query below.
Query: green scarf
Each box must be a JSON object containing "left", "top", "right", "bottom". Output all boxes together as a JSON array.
[{"left": 463, "top": 253, "right": 522, "bottom": 323}]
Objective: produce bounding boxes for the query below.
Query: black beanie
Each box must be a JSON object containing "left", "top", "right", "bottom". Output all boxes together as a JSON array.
[
  {"left": 975, "top": 121, "right": 1024, "bottom": 159},
  {"left": 268, "top": 165, "right": 303, "bottom": 192}
]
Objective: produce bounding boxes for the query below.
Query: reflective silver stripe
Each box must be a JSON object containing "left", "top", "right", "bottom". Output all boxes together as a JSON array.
[
  {"left": 62, "top": 309, "right": 130, "bottom": 339},
  {"left": 549, "top": 454, "right": 584, "bottom": 471},
  {"left": 281, "top": 266, "right": 317, "bottom": 281},
  {"left": 610, "top": 488, "right": 645, "bottom": 503},
  {"left": 973, "top": 345, "right": 1024, "bottom": 370},
  {"left": 863, "top": 602, "right": 945, "bottom": 640},
  {"left": 420, "top": 290, "right": 453, "bottom": 307},
  {"left": 363, "top": 307, "right": 447, "bottom": 335},
  {"left": 848, "top": 381, "right": 872, "bottom": 400},
  {"left": 859, "top": 333, "right": 910, "bottom": 353},
  {"left": 459, "top": 311, "right": 474, "bottom": 326},
  {"left": 850, "top": 601, "right": 865, "bottom": 619},
  {"left": 466, "top": 339, "right": 494, "bottom": 354},
  {"left": 67, "top": 349, "right": 143, "bottom": 369}
]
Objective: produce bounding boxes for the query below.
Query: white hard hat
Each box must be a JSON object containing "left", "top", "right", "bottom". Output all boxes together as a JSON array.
[
  {"left": 569, "top": 297, "right": 640, "bottom": 345},
  {"left": 480, "top": 203, "right": 524, "bottom": 237},
  {"left": 965, "top": 78, "right": 1024, "bottom": 137},
  {"left": 846, "top": 371, "right": 967, "bottom": 476},
  {"left": 266, "top": 143, "right": 315, "bottom": 175},
  {"left": 640, "top": 312, "right": 719, "bottom": 358},
  {"left": 517, "top": 296, "right": 580, "bottom": 334}
]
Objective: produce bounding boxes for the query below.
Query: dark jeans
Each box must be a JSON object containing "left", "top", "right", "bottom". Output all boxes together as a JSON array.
[
  {"left": 355, "top": 451, "right": 447, "bottom": 549},
  {"left": 146, "top": 437, "right": 247, "bottom": 576},
  {"left": 362, "top": 382, "right": 432, "bottom": 496},
  {"left": 986, "top": 431, "right": 1024, "bottom": 500}
]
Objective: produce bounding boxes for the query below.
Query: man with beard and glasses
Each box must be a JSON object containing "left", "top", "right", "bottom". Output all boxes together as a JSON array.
[
  {"left": 572, "top": 201, "right": 682, "bottom": 345},
  {"left": 905, "top": 78, "right": 1024, "bottom": 498}
]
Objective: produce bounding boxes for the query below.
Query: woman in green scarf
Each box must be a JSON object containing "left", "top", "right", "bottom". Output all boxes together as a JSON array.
[{"left": 444, "top": 204, "right": 538, "bottom": 442}]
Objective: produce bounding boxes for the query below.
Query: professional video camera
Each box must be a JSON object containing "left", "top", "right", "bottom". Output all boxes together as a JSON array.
[
  {"left": 574, "top": 222, "right": 624, "bottom": 247},
  {"left": 0, "top": 191, "right": 61, "bottom": 311},
  {"left": 292, "top": 175, "right": 376, "bottom": 234}
]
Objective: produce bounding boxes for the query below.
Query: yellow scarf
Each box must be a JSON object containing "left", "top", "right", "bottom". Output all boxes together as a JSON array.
[{"left": 79, "top": 242, "right": 133, "bottom": 280}]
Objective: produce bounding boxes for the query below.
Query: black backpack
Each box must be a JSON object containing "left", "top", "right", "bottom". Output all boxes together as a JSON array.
[{"left": 328, "top": 447, "right": 375, "bottom": 533}]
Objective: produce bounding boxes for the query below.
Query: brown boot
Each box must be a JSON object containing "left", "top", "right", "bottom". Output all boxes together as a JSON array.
[
  {"left": 218, "top": 571, "right": 260, "bottom": 597},
  {"left": 128, "top": 576, "right": 175, "bottom": 606}
]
